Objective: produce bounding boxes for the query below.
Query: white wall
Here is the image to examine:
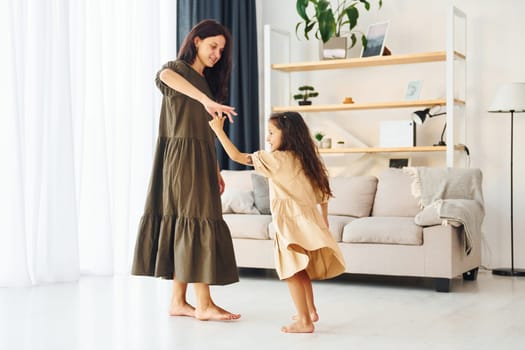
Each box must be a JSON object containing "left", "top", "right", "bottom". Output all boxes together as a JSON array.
[{"left": 256, "top": 0, "right": 525, "bottom": 270}]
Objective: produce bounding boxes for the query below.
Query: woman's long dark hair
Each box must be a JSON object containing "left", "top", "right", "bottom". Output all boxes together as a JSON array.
[
  {"left": 177, "top": 19, "right": 232, "bottom": 103},
  {"left": 269, "top": 112, "right": 332, "bottom": 200}
]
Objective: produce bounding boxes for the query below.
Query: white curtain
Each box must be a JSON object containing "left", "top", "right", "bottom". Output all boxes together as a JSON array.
[{"left": 0, "top": 0, "right": 177, "bottom": 287}]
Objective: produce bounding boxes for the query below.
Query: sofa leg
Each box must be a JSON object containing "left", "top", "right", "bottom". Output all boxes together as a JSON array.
[
  {"left": 434, "top": 278, "right": 451, "bottom": 292},
  {"left": 463, "top": 267, "right": 479, "bottom": 281}
]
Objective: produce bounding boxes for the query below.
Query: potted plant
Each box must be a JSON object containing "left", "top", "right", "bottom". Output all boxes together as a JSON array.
[
  {"left": 313, "top": 131, "right": 324, "bottom": 147},
  {"left": 293, "top": 85, "right": 319, "bottom": 105},
  {"left": 295, "top": 0, "right": 383, "bottom": 58}
]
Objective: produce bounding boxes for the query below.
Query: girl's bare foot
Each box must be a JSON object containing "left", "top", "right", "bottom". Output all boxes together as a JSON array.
[
  {"left": 281, "top": 320, "right": 315, "bottom": 333},
  {"left": 195, "top": 304, "right": 241, "bottom": 321},
  {"left": 293, "top": 311, "right": 319, "bottom": 322},
  {"left": 169, "top": 302, "right": 196, "bottom": 317}
]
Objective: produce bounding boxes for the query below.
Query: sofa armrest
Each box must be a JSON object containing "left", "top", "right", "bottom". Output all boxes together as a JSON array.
[{"left": 423, "top": 225, "right": 481, "bottom": 278}]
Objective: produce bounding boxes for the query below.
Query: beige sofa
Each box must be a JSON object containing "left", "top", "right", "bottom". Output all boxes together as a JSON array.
[{"left": 220, "top": 167, "right": 482, "bottom": 292}]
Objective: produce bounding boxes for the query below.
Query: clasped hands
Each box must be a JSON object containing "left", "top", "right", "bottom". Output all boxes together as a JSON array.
[
  {"left": 202, "top": 97, "right": 237, "bottom": 123},
  {"left": 208, "top": 112, "right": 227, "bottom": 134}
]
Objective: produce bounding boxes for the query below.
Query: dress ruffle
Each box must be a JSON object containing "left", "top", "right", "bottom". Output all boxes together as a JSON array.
[
  {"left": 132, "top": 137, "right": 238, "bottom": 285},
  {"left": 272, "top": 199, "right": 346, "bottom": 280},
  {"left": 132, "top": 214, "right": 238, "bottom": 285}
]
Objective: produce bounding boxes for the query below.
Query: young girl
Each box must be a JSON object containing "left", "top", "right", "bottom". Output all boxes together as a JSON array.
[{"left": 209, "top": 111, "right": 346, "bottom": 333}]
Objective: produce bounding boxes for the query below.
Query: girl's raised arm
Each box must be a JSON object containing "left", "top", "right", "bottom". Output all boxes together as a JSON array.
[{"left": 209, "top": 115, "right": 252, "bottom": 166}]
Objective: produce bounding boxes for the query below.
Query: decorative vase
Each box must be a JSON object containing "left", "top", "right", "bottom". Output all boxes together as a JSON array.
[
  {"left": 320, "top": 37, "right": 347, "bottom": 60},
  {"left": 321, "top": 137, "right": 332, "bottom": 149},
  {"left": 298, "top": 100, "right": 312, "bottom": 106}
]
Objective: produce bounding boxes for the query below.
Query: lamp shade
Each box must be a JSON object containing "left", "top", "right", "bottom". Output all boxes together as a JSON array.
[
  {"left": 412, "top": 108, "right": 430, "bottom": 125},
  {"left": 488, "top": 82, "right": 525, "bottom": 113},
  {"left": 411, "top": 108, "right": 446, "bottom": 125}
]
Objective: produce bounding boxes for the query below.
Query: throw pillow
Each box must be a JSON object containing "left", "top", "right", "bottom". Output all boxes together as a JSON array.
[
  {"left": 221, "top": 170, "right": 255, "bottom": 192},
  {"left": 251, "top": 173, "right": 271, "bottom": 214},
  {"left": 221, "top": 189, "right": 260, "bottom": 214}
]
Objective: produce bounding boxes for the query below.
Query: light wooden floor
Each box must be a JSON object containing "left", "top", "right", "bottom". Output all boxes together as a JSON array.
[{"left": 1, "top": 268, "right": 524, "bottom": 350}]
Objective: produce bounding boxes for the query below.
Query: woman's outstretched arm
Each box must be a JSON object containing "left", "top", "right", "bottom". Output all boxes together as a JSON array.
[
  {"left": 209, "top": 115, "right": 252, "bottom": 166},
  {"left": 159, "top": 69, "right": 237, "bottom": 122}
]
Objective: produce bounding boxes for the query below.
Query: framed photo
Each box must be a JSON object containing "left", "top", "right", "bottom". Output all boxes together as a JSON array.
[
  {"left": 361, "top": 21, "right": 389, "bottom": 58},
  {"left": 389, "top": 158, "right": 411, "bottom": 169},
  {"left": 405, "top": 80, "right": 423, "bottom": 101}
]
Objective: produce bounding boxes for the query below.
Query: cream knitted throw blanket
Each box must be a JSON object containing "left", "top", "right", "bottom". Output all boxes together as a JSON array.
[{"left": 403, "top": 167, "right": 485, "bottom": 255}]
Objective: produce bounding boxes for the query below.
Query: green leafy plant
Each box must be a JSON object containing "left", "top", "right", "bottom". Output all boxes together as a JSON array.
[
  {"left": 295, "top": 0, "right": 383, "bottom": 48},
  {"left": 314, "top": 131, "right": 325, "bottom": 141},
  {"left": 293, "top": 85, "right": 319, "bottom": 105}
]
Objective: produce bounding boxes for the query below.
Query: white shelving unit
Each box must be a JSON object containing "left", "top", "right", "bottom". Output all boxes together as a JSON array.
[{"left": 263, "top": 6, "right": 467, "bottom": 167}]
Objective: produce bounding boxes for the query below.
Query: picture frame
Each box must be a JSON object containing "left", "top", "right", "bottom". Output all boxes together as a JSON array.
[
  {"left": 361, "top": 21, "right": 390, "bottom": 58},
  {"left": 389, "top": 158, "right": 411, "bottom": 169},
  {"left": 405, "top": 80, "right": 423, "bottom": 101}
]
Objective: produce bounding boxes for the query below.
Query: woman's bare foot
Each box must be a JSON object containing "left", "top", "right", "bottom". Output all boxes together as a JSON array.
[
  {"left": 169, "top": 302, "right": 196, "bottom": 317},
  {"left": 281, "top": 320, "right": 315, "bottom": 333},
  {"left": 195, "top": 304, "right": 241, "bottom": 321},
  {"left": 293, "top": 310, "right": 319, "bottom": 322}
]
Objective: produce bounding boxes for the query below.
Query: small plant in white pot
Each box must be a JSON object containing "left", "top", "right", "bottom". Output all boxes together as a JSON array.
[{"left": 314, "top": 131, "right": 324, "bottom": 147}]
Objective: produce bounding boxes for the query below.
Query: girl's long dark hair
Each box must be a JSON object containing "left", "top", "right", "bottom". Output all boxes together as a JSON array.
[
  {"left": 177, "top": 19, "right": 232, "bottom": 103},
  {"left": 269, "top": 112, "right": 332, "bottom": 200}
]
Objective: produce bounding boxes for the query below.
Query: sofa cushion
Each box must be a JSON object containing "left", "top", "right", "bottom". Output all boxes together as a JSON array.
[
  {"left": 327, "top": 215, "right": 356, "bottom": 242},
  {"left": 371, "top": 168, "right": 420, "bottom": 217},
  {"left": 223, "top": 214, "right": 271, "bottom": 240},
  {"left": 268, "top": 215, "right": 350, "bottom": 242},
  {"left": 251, "top": 173, "right": 270, "bottom": 214},
  {"left": 329, "top": 176, "right": 378, "bottom": 217},
  {"left": 342, "top": 217, "right": 423, "bottom": 245}
]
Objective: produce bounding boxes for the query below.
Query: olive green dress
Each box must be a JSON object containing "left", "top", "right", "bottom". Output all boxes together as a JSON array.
[{"left": 131, "top": 60, "right": 239, "bottom": 285}]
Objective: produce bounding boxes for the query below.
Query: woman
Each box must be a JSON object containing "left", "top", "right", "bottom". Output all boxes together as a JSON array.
[{"left": 132, "top": 19, "right": 240, "bottom": 321}]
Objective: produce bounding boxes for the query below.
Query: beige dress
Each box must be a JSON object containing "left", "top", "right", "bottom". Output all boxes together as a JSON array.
[{"left": 251, "top": 150, "right": 346, "bottom": 280}]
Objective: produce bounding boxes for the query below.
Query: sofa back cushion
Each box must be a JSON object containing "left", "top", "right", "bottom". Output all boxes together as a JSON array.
[
  {"left": 329, "top": 176, "right": 378, "bottom": 217},
  {"left": 371, "top": 168, "right": 420, "bottom": 217}
]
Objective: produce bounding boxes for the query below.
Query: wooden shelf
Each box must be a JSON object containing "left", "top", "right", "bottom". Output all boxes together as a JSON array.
[
  {"left": 271, "top": 51, "right": 466, "bottom": 72},
  {"left": 264, "top": 10, "right": 467, "bottom": 167},
  {"left": 318, "top": 145, "right": 467, "bottom": 154},
  {"left": 272, "top": 99, "right": 465, "bottom": 113}
]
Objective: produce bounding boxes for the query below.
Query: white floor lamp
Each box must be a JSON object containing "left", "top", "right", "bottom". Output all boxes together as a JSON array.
[{"left": 488, "top": 82, "right": 525, "bottom": 276}]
